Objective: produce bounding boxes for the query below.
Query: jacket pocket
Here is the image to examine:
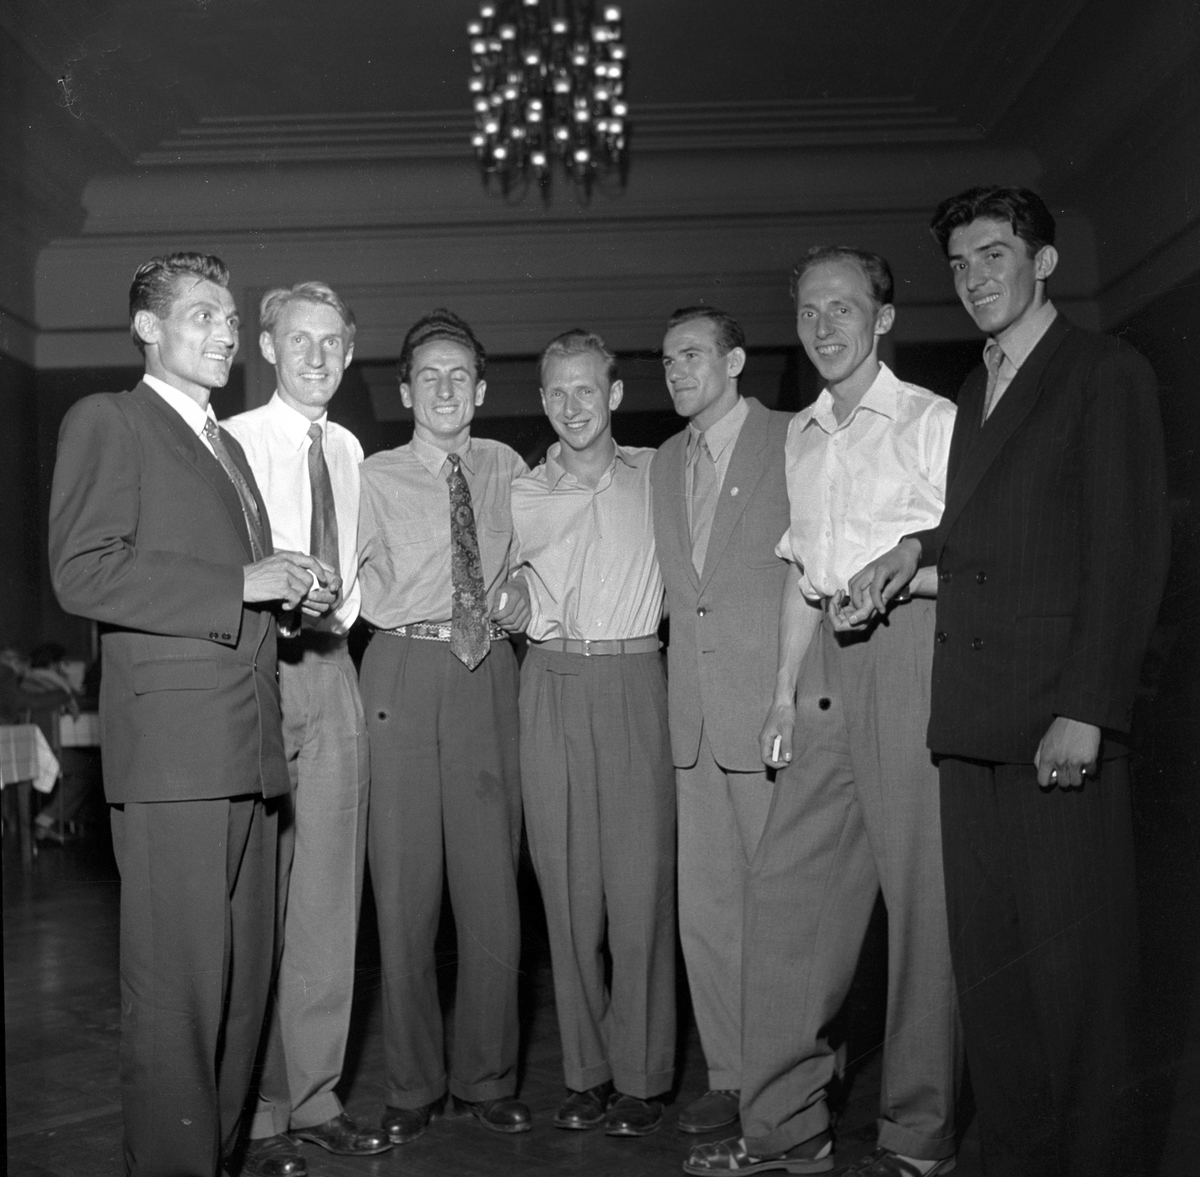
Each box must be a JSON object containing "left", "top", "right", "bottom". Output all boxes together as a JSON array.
[{"left": 132, "top": 657, "right": 220, "bottom": 694}]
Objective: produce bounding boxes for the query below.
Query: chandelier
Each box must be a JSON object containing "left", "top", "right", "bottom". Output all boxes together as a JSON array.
[{"left": 467, "top": 1, "right": 628, "bottom": 197}]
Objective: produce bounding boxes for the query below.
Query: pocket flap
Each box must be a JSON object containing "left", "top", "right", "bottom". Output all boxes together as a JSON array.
[{"left": 132, "top": 658, "right": 220, "bottom": 694}]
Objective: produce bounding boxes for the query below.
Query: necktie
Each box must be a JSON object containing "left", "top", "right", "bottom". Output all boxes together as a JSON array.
[
  {"left": 446, "top": 453, "right": 491, "bottom": 670},
  {"left": 689, "top": 434, "right": 719, "bottom": 575},
  {"left": 307, "top": 423, "right": 340, "bottom": 577},
  {"left": 982, "top": 341, "right": 1007, "bottom": 422},
  {"left": 202, "top": 418, "right": 266, "bottom": 561}
]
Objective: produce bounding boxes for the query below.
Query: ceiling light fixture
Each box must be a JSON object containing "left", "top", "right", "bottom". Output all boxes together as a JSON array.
[{"left": 468, "top": 1, "right": 628, "bottom": 198}]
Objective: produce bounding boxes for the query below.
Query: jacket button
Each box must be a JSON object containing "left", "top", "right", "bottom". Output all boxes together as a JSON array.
[
  {"left": 935, "top": 631, "right": 947, "bottom": 643},
  {"left": 976, "top": 571, "right": 987, "bottom": 584},
  {"left": 818, "top": 697, "right": 831, "bottom": 710},
  {"left": 971, "top": 637, "right": 984, "bottom": 650},
  {"left": 939, "top": 570, "right": 952, "bottom": 582},
  {"left": 697, "top": 607, "right": 706, "bottom": 617},
  {"left": 222, "top": 632, "right": 232, "bottom": 640}
]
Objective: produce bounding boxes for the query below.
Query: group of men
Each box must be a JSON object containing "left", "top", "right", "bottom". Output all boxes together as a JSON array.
[{"left": 48, "top": 183, "right": 1169, "bottom": 1177}]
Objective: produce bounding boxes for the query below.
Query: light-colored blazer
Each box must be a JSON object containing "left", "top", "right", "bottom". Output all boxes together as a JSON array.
[{"left": 651, "top": 397, "right": 793, "bottom": 772}]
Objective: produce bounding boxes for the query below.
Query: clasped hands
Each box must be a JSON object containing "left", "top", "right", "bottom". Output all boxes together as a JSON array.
[{"left": 243, "top": 552, "right": 341, "bottom": 617}]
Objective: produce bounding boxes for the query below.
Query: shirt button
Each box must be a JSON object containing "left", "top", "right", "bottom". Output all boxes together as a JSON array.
[
  {"left": 697, "top": 607, "right": 706, "bottom": 617},
  {"left": 971, "top": 637, "right": 984, "bottom": 651},
  {"left": 940, "top": 570, "right": 952, "bottom": 583},
  {"left": 976, "top": 571, "right": 987, "bottom": 584},
  {"left": 935, "top": 631, "right": 947, "bottom": 643}
]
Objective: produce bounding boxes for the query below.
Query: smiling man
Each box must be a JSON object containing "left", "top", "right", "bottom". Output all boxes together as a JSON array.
[
  {"left": 49, "top": 253, "right": 337, "bottom": 1177},
  {"left": 223, "top": 283, "right": 389, "bottom": 1176},
  {"left": 686, "top": 248, "right": 959, "bottom": 1177},
  {"left": 850, "top": 187, "right": 1171, "bottom": 1177},
  {"left": 511, "top": 330, "right": 676, "bottom": 1138},
  {"left": 356, "top": 308, "right": 533, "bottom": 1146}
]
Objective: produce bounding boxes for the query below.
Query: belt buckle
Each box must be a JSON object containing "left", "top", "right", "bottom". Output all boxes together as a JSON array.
[{"left": 582, "top": 639, "right": 592, "bottom": 657}]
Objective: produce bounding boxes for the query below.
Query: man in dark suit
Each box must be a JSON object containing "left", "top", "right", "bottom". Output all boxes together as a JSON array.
[
  {"left": 651, "top": 307, "right": 792, "bottom": 1135},
  {"left": 49, "top": 252, "right": 337, "bottom": 1177},
  {"left": 851, "top": 187, "right": 1171, "bottom": 1177}
]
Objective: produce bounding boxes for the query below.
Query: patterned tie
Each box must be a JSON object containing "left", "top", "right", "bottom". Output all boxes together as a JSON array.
[
  {"left": 982, "top": 340, "right": 1007, "bottom": 422},
  {"left": 446, "top": 453, "right": 491, "bottom": 670},
  {"left": 202, "top": 418, "right": 266, "bottom": 561},
  {"left": 307, "top": 423, "right": 340, "bottom": 577},
  {"left": 689, "top": 433, "right": 719, "bottom": 575}
]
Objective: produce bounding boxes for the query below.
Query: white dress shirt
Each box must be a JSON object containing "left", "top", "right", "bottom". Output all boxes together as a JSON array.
[
  {"left": 142, "top": 372, "right": 218, "bottom": 454},
  {"left": 985, "top": 299, "right": 1058, "bottom": 418},
  {"left": 776, "top": 363, "right": 956, "bottom": 601},
  {"left": 223, "top": 392, "right": 364, "bottom": 632}
]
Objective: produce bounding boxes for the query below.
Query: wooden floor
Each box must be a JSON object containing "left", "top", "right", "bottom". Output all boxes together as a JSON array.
[{"left": 5, "top": 614, "right": 1200, "bottom": 1177}]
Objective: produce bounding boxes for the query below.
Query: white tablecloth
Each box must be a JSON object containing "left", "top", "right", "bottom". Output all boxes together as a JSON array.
[{"left": 0, "top": 725, "right": 61, "bottom": 793}]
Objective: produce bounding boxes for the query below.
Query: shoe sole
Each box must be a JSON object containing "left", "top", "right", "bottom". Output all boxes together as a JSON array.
[
  {"left": 291, "top": 1131, "right": 392, "bottom": 1156},
  {"left": 604, "top": 1118, "right": 663, "bottom": 1137},
  {"left": 678, "top": 1114, "right": 741, "bottom": 1135},
  {"left": 553, "top": 1115, "right": 606, "bottom": 1130},
  {"left": 682, "top": 1153, "right": 834, "bottom": 1175}
]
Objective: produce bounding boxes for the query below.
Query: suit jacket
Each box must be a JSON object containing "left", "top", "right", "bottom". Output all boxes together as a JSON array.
[
  {"left": 651, "top": 397, "right": 792, "bottom": 771},
  {"left": 918, "top": 315, "right": 1170, "bottom": 763},
  {"left": 49, "top": 381, "right": 290, "bottom": 804}
]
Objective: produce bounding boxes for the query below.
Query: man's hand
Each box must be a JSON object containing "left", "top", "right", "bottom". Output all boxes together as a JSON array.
[
  {"left": 828, "top": 590, "right": 873, "bottom": 632},
  {"left": 847, "top": 537, "right": 921, "bottom": 618},
  {"left": 491, "top": 576, "right": 531, "bottom": 633},
  {"left": 759, "top": 700, "right": 796, "bottom": 769},
  {"left": 1034, "top": 717, "right": 1101, "bottom": 788},
  {"left": 243, "top": 552, "right": 340, "bottom": 616}
]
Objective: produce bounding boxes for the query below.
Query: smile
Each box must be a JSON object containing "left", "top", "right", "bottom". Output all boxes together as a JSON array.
[
  {"left": 815, "top": 344, "right": 843, "bottom": 357},
  {"left": 971, "top": 294, "right": 1000, "bottom": 308}
]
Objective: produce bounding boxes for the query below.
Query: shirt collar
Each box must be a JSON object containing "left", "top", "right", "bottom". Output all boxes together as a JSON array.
[
  {"left": 991, "top": 300, "right": 1058, "bottom": 371},
  {"left": 410, "top": 431, "right": 474, "bottom": 478},
  {"left": 142, "top": 373, "right": 216, "bottom": 437},
  {"left": 688, "top": 395, "right": 748, "bottom": 461},
  {"left": 267, "top": 391, "right": 328, "bottom": 451},
  {"left": 543, "top": 439, "right": 634, "bottom": 490},
  {"left": 802, "top": 362, "right": 901, "bottom": 434}
]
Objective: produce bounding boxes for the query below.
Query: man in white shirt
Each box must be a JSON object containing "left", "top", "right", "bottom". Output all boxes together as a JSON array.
[
  {"left": 224, "top": 283, "right": 389, "bottom": 1176},
  {"left": 685, "top": 248, "right": 959, "bottom": 1177}
]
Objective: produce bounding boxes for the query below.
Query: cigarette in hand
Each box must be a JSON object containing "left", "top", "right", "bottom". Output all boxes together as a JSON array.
[
  {"left": 498, "top": 591, "right": 508, "bottom": 612},
  {"left": 771, "top": 735, "right": 782, "bottom": 762},
  {"left": 309, "top": 568, "right": 320, "bottom": 592}
]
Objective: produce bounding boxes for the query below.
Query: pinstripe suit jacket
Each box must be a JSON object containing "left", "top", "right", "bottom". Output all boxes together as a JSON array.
[{"left": 918, "top": 315, "right": 1170, "bottom": 764}]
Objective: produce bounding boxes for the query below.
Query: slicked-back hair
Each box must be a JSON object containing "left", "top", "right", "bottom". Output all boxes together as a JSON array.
[
  {"left": 398, "top": 308, "right": 486, "bottom": 385},
  {"left": 129, "top": 252, "right": 230, "bottom": 354},
  {"left": 930, "top": 186, "right": 1057, "bottom": 259},
  {"left": 259, "top": 281, "right": 357, "bottom": 343},
  {"left": 790, "top": 246, "right": 894, "bottom": 308},
  {"left": 539, "top": 328, "right": 618, "bottom": 388},
  {"left": 665, "top": 306, "right": 746, "bottom": 356}
]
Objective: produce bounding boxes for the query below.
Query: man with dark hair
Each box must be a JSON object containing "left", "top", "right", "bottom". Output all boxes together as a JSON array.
[
  {"left": 49, "top": 252, "right": 338, "bottom": 1177},
  {"left": 512, "top": 329, "right": 676, "bottom": 1137},
  {"left": 357, "top": 308, "right": 533, "bottom": 1145},
  {"left": 851, "top": 186, "right": 1171, "bottom": 1176},
  {"left": 224, "top": 282, "right": 390, "bottom": 1175},
  {"left": 652, "top": 307, "right": 792, "bottom": 1136},
  {"left": 687, "top": 249, "right": 959, "bottom": 1177}
]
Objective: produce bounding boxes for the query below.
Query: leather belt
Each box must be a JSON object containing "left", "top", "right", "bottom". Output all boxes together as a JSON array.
[
  {"left": 377, "top": 621, "right": 508, "bottom": 642},
  {"left": 531, "top": 635, "right": 661, "bottom": 657}
]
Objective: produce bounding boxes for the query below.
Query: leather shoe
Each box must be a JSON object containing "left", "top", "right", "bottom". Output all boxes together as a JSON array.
[
  {"left": 679, "top": 1089, "right": 741, "bottom": 1134},
  {"left": 453, "top": 1095, "right": 533, "bottom": 1133},
  {"left": 381, "top": 1096, "right": 444, "bottom": 1145},
  {"left": 553, "top": 1081, "right": 616, "bottom": 1130},
  {"left": 292, "top": 1112, "right": 392, "bottom": 1156},
  {"left": 604, "top": 1093, "right": 664, "bottom": 1137},
  {"left": 683, "top": 1130, "right": 835, "bottom": 1174},
  {"left": 241, "top": 1134, "right": 307, "bottom": 1177}
]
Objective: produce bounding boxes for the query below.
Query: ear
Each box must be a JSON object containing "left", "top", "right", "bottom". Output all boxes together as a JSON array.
[
  {"left": 1034, "top": 245, "right": 1058, "bottom": 282},
  {"left": 474, "top": 380, "right": 487, "bottom": 407},
  {"left": 259, "top": 330, "right": 277, "bottom": 365},
  {"left": 399, "top": 382, "right": 413, "bottom": 409},
  {"left": 726, "top": 347, "right": 746, "bottom": 380},
  {"left": 874, "top": 304, "right": 896, "bottom": 337},
  {"left": 607, "top": 379, "right": 624, "bottom": 411},
  {"left": 133, "top": 309, "right": 161, "bottom": 350}
]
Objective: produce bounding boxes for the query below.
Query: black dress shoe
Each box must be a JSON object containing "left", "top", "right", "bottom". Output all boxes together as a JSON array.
[
  {"left": 678, "top": 1089, "right": 740, "bottom": 1134},
  {"left": 604, "top": 1093, "right": 664, "bottom": 1137},
  {"left": 242, "top": 1134, "right": 307, "bottom": 1177},
  {"left": 553, "top": 1081, "right": 616, "bottom": 1130},
  {"left": 453, "top": 1095, "right": 533, "bottom": 1133},
  {"left": 292, "top": 1112, "right": 393, "bottom": 1156},
  {"left": 381, "top": 1096, "right": 445, "bottom": 1145}
]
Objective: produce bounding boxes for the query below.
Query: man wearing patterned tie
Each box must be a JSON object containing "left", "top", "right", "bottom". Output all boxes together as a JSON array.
[
  {"left": 223, "top": 283, "right": 391, "bottom": 1176},
  {"left": 49, "top": 253, "right": 338, "bottom": 1177},
  {"left": 357, "top": 308, "right": 533, "bottom": 1145}
]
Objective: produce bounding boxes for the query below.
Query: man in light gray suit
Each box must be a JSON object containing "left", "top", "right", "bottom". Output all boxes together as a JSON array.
[{"left": 650, "top": 306, "right": 792, "bottom": 1135}]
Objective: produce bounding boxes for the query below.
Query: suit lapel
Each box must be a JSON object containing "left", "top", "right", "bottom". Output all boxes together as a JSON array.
[
  {"left": 700, "top": 398, "right": 770, "bottom": 586},
  {"left": 133, "top": 382, "right": 258, "bottom": 561},
  {"left": 938, "top": 316, "right": 1071, "bottom": 541}
]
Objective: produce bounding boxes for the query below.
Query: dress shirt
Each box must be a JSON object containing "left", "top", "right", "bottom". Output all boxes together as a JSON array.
[
  {"left": 776, "top": 363, "right": 956, "bottom": 601},
  {"left": 358, "top": 433, "right": 527, "bottom": 629},
  {"left": 984, "top": 299, "right": 1058, "bottom": 418},
  {"left": 511, "top": 442, "right": 664, "bottom": 642},
  {"left": 685, "top": 395, "right": 749, "bottom": 533},
  {"left": 222, "top": 392, "right": 364, "bottom": 633},
  {"left": 142, "top": 373, "right": 218, "bottom": 455}
]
